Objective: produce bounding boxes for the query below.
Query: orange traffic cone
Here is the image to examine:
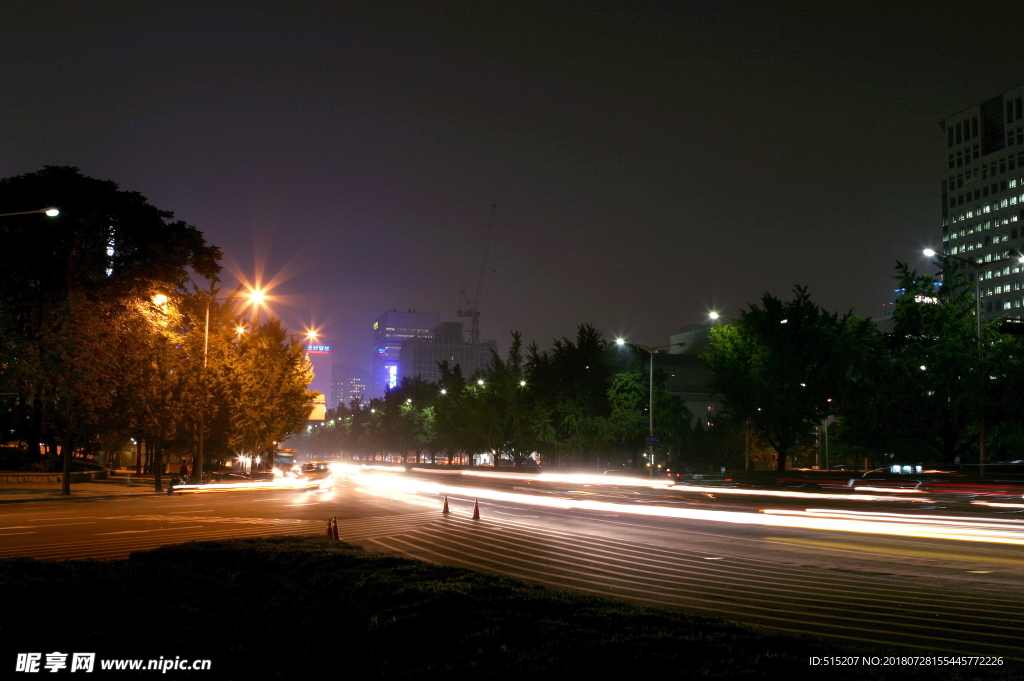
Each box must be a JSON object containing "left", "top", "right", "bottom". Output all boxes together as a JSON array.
[
  {"left": 325, "top": 519, "right": 333, "bottom": 537},
  {"left": 442, "top": 496, "right": 450, "bottom": 514},
  {"left": 332, "top": 517, "right": 340, "bottom": 540},
  {"left": 472, "top": 499, "right": 480, "bottom": 520}
]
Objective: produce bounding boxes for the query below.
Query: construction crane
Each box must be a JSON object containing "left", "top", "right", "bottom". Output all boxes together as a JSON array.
[{"left": 458, "top": 204, "right": 497, "bottom": 345}]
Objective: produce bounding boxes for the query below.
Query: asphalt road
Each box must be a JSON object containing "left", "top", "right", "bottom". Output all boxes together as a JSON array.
[{"left": 1, "top": 468, "right": 1021, "bottom": 659}]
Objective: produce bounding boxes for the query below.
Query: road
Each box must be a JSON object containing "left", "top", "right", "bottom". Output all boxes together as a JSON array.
[{"left": 1, "top": 466, "right": 1022, "bottom": 659}]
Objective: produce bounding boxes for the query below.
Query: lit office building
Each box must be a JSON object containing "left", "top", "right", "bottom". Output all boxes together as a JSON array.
[
  {"left": 305, "top": 340, "right": 332, "bottom": 419},
  {"left": 940, "top": 84, "right": 1024, "bottom": 317},
  {"left": 372, "top": 310, "right": 439, "bottom": 396},
  {"left": 331, "top": 363, "right": 369, "bottom": 409},
  {"left": 399, "top": 321, "right": 497, "bottom": 383}
]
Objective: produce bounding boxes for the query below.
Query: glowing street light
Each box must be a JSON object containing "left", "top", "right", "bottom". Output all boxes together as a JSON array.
[
  {"left": 615, "top": 337, "right": 684, "bottom": 476},
  {"left": 0, "top": 207, "right": 59, "bottom": 218}
]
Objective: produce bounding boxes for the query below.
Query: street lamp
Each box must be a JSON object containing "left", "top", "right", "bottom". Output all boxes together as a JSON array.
[
  {"left": 0, "top": 207, "right": 59, "bottom": 217},
  {"left": 615, "top": 337, "right": 683, "bottom": 476},
  {"left": 193, "top": 286, "right": 265, "bottom": 484},
  {"left": 923, "top": 247, "right": 1024, "bottom": 476}
]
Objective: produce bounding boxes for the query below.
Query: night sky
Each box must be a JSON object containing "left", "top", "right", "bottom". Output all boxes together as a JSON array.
[{"left": 4, "top": 1, "right": 1024, "bottom": 370}]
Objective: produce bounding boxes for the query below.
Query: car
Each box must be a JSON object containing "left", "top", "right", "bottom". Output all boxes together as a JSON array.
[{"left": 297, "top": 461, "right": 332, "bottom": 480}]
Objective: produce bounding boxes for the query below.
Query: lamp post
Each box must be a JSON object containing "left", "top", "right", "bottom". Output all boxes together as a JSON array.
[
  {"left": 193, "top": 286, "right": 265, "bottom": 484},
  {"left": 615, "top": 338, "right": 683, "bottom": 476},
  {"left": 923, "top": 248, "right": 1024, "bottom": 476},
  {"left": 0, "top": 207, "right": 59, "bottom": 217}
]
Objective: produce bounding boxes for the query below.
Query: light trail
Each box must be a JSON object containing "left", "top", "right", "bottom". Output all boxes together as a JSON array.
[
  {"left": 337, "top": 464, "right": 933, "bottom": 502},
  {"left": 343, "top": 469, "right": 1024, "bottom": 546},
  {"left": 171, "top": 477, "right": 332, "bottom": 494}
]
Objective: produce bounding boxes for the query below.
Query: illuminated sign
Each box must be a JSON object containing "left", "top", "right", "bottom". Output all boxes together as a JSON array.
[
  {"left": 387, "top": 365, "right": 398, "bottom": 389},
  {"left": 914, "top": 295, "right": 939, "bottom": 304},
  {"left": 306, "top": 345, "right": 331, "bottom": 354},
  {"left": 373, "top": 321, "right": 379, "bottom": 330}
]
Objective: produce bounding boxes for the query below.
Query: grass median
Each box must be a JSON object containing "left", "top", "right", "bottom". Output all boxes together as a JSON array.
[{"left": 0, "top": 536, "right": 1013, "bottom": 679}]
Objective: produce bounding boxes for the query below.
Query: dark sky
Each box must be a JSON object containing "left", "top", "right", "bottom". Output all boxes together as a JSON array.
[{"left": 3, "top": 1, "right": 1023, "bottom": 370}]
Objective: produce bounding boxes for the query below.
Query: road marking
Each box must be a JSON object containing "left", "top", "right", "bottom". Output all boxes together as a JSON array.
[
  {"left": 369, "top": 534, "right": 1022, "bottom": 657},
  {"left": 0, "top": 522, "right": 96, "bottom": 529},
  {"left": 765, "top": 536, "right": 1024, "bottom": 565},
  {"left": 95, "top": 526, "right": 203, "bottom": 535},
  {"left": 429, "top": 516, "right": 1022, "bottom": 615},
  {"left": 0, "top": 531, "right": 35, "bottom": 536}
]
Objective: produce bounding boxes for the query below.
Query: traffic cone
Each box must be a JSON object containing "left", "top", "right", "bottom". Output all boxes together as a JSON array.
[
  {"left": 442, "top": 496, "right": 450, "bottom": 514},
  {"left": 325, "top": 519, "right": 333, "bottom": 537},
  {"left": 332, "top": 517, "right": 340, "bottom": 540},
  {"left": 472, "top": 499, "right": 480, "bottom": 520}
]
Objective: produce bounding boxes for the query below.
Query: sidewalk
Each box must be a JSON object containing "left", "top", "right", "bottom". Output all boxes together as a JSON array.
[{"left": 0, "top": 473, "right": 163, "bottom": 503}]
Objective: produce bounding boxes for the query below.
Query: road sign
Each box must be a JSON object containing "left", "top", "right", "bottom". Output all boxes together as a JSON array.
[{"left": 644, "top": 435, "right": 660, "bottom": 447}]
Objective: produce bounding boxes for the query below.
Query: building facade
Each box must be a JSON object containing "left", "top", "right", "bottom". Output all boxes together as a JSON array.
[
  {"left": 940, "top": 84, "right": 1024, "bottom": 317},
  {"left": 331, "top": 363, "right": 369, "bottom": 409},
  {"left": 372, "top": 310, "right": 439, "bottom": 396},
  {"left": 398, "top": 322, "right": 497, "bottom": 384},
  {"left": 305, "top": 340, "right": 332, "bottom": 405}
]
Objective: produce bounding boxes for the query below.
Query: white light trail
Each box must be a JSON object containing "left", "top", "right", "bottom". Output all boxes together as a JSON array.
[{"left": 343, "top": 470, "right": 1024, "bottom": 546}]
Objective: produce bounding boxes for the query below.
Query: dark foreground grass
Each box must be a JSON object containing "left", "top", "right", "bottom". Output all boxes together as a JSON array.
[{"left": 0, "top": 536, "right": 1015, "bottom": 679}]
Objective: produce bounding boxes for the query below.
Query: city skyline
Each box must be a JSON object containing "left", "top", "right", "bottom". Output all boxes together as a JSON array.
[{"left": 4, "top": 2, "right": 1024, "bottom": 370}]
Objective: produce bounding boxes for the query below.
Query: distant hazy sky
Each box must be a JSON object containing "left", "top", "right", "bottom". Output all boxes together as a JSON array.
[{"left": 4, "top": 1, "right": 1023, "bottom": 368}]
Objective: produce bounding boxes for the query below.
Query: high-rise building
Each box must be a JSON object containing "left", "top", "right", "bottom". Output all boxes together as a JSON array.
[
  {"left": 331, "top": 363, "right": 369, "bottom": 409},
  {"left": 372, "top": 310, "right": 439, "bottom": 396},
  {"left": 399, "top": 321, "right": 497, "bottom": 383},
  {"left": 940, "top": 84, "right": 1024, "bottom": 317},
  {"left": 305, "top": 339, "right": 332, "bottom": 403}
]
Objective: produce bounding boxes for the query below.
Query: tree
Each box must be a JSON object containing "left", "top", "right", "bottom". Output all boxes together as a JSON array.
[
  {"left": 228, "top": 318, "right": 314, "bottom": 469},
  {"left": 701, "top": 286, "right": 873, "bottom": 472},
  {"left": 527, "top": 324, "right": 616, "bottom": 466},
  {"left": 479, "top": 333, "right": 544, "bottom": 467},
  {"left": 840, "top": 263, "right": 992, "bottom": 466},
  {"left": 0, "top": 167, "right": 221, "bottom": 493}
]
